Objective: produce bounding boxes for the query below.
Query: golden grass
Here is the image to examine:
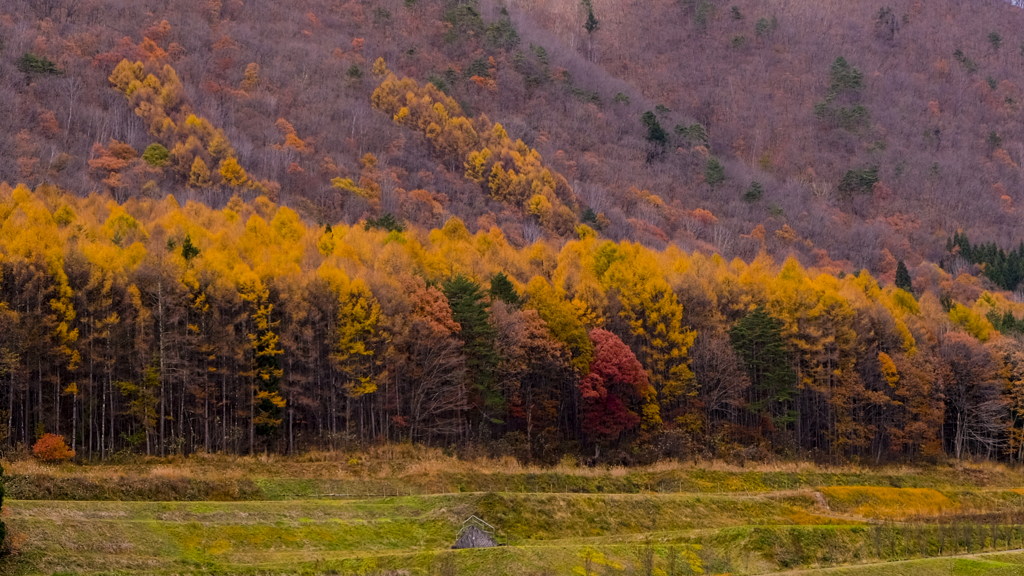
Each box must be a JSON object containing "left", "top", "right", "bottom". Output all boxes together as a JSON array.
[
  {"left": 820, "top": 486, "right": 956, "bottom": 519},
  {"left": 5, "top": 447, "right": 1024, "bottom": 488},
  {"left": 784, "top": 508, "right": 860, "bottom": 525}
]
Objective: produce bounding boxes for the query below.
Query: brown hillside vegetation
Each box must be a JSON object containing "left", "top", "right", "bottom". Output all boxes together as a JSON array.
[
  {"left": 517, "top": 0, "right": 1024, "bottom": 264},
  {"left": 3, "top": 0, "right": 1024, "bottom": 268}
]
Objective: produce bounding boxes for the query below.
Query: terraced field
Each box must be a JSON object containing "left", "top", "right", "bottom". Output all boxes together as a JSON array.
[{"left": 4, "top": 453, "right": 1024, "bottom": 575}]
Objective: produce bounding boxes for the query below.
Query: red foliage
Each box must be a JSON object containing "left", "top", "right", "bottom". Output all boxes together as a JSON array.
[
  {"left": 578, "top": 329, "right": 652, "bottom": 442},
  {"left": 32, "top": 433, "right": 76, "bottom": 462}
]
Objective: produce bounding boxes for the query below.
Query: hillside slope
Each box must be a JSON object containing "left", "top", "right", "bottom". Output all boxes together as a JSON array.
[
  {"left": 515, "top": 0, "right": 1024, "bottom": 269},
  {"left": 3, "top": 0, "right": 1024, "bottom": 275},
  {"left": 7, "top": 455, "right": 1024, "bottom": 575}
]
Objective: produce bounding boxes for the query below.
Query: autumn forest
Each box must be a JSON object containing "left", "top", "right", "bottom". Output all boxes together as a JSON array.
[{"left": 4, "top": 0, "right": 1024, "bottom": 467}]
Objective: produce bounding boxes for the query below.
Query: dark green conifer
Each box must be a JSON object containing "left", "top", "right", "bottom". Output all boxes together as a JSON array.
[
  {"left": 705, "top": 157, "right": 725, "bottom": 186},
  {"left": 181, "top": 235, "right": 200, "bottom": 262},
  {"left": 730, "top": 307, "right": 797, "bottom": 428},
  {"left": 443, "top": 275, "right": 503, "bottom": 419},
  {"left": 641, "top": 111, "right": 668, "bottom": 146},
  {"left": 743, "top": 181, "right": 764, "bottom": 203},
  {"left": 895, "top": 260, "right": 913, "bottom": 293},
  {"left": 488, "top": 272, "right": 521, "bottom": 306},
  {"left": 585, "top": 9, "right": 600, "bottom": 34}
]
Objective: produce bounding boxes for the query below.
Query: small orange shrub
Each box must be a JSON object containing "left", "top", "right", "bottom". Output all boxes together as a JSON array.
[{"left": 32, "top": 433, "right": 76, "bottom": 462}]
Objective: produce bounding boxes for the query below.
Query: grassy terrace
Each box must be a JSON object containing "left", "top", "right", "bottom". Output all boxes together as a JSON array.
[{"left": 3, "top": 448, "right": 1024, "bottom": 575}]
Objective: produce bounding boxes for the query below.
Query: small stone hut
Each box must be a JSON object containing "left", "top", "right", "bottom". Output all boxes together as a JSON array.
[{"left": 451, "top": 516, "right": 499, "bottom": 549}]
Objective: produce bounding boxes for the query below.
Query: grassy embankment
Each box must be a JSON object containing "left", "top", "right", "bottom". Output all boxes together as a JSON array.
[{"left": 4, "top": 447, "right": 1024, "bottom": 575}]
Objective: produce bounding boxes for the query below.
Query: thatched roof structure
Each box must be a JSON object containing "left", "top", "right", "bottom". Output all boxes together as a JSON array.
[
  {"left": 451, "top": 515, "right": 499, "bottom": 549},
  {"left": 452, "top": 525, "right": 497, "bottom": 549}
]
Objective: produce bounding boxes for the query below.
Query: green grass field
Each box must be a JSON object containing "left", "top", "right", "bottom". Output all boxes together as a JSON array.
[{"left": 4, "top": 450, "right": 1024, "bottom": 575}]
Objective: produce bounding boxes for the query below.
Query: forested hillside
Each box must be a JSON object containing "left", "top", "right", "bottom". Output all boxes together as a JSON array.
[
  {"left": 4, "top": 0, "right": 1024, "bottom": 464},
  {"left": 520, "top": 0, "right": 1024, "bottom": 266},
  {"left": 6, "top": 0, "right": 1024, "bottom": 266}
]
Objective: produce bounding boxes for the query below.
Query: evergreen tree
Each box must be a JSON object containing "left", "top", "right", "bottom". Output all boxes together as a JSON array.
[
  {"left": 755, "top": 16, "right": 777, "bottom": 38},
  {"left": 987, "top": 309, "right": 1024, "bottom": 335},
  {"left": 641, "top": 111, "right": 668, "bottom": 146},
  {"left": 895, "top": 260, "right": 913, "bottom": 293},
  {"left": 743, "top": 181, "right": 764, "bottom": 203},
  {"left": 730, "top": 307, "right": 797, "bottom": 429},
  {"left": 675, "top": 122, "right": 708, "bottom": 144},
  {"left": 18, "top": 53, "right": 60, "bottom": 75},
  {"left": 837, "top": 166, "right": 878, "bottom": 197},
  {"left": 947, "top": 232, "right": 1024, "bottom": 291},
  {"left": 364, "top": 213, "right": 405, "bottom": 233},
  {"left": 181, "top": 235, "right": 200, "bottom": 262},
  {"left": 990, "top": 31, "right": 1002, "bottom": 51},
  {"left": 488, "top": 272, "right": 521, "bottom": 306},
  {"left": 827, "top": 56, "right": 863, "bottom": 97},
  {"left": 705, "top": 157, "right": 725, "bottom": 186},
  {"left": 584, "top": 8, "right": 600, "bottom": 34},
  {"left": 443, "top": 275, "right": 503, "bottom": 420}
]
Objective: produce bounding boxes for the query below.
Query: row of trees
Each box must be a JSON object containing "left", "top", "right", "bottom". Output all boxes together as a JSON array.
[
  {"left": 2, "top": 183, "right": 1024, "bottom": 463},
  {"left": 947, "top": 232, "right": 1024, "bottom": 292},
  {"left": 372, "top": 71, "right": 580, "bottom": 235}
]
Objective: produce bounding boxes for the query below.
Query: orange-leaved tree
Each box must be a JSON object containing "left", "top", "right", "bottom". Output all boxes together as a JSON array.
[{"left": 32, "top": 433, "right": 76, "bottom": 462}]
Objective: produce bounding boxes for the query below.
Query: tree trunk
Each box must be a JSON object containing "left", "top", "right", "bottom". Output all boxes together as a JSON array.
[
  {"left": 55, "top": 373, "right": 60, "bottom": 436},
  {"left": 158, "top": 280, "right": 166, "bottom": 456},
  {"left": 249, "top": 380, "right": 254, "bottom": 455},
  {"left": 100, "top": 376, "right": 106, "bottom": 458},
  {"left": 7, "top": 370, "right": 14, "bottom": 449}
]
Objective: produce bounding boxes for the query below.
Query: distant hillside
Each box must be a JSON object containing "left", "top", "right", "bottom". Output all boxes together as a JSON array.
[
  {"left": 514, "top": 0, "right": 1024, "bottom": 268},
  {"left": 3, "top": 0, "right": 1024, "bottom": 273}
]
